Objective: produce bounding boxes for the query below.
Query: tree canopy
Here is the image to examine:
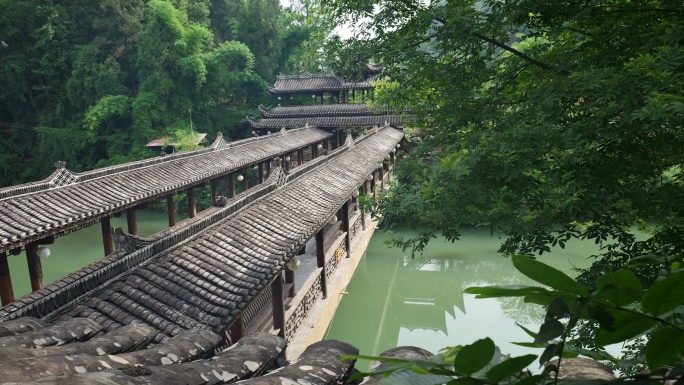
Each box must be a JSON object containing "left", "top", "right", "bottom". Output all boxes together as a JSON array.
[
  {"left": 0, "top": 0, "right": 333, "bottom": 186},
  {"left": 328, "top": 0, "right": 684, "bottom": 263},
  {"left": 327, "top": 0, "right": 684, "bottom": 370}
]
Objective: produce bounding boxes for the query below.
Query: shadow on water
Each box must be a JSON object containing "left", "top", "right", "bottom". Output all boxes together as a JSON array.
[{"left": 325, "top": 227, "right": 602, "bottom": 371}]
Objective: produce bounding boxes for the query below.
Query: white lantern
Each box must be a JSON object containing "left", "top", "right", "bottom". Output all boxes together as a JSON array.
[
  {"left": 352, "top": 190, "right": 359, "bottom": 198},
  {"left": 285, "top": 156, "right": 290, "bottom": 161},
  {"left": 36, "top": 246, "right": 51, "bottom": 259},
  {"left": 287, "top": 258, "right": 300, "bottom": 271},
  {"left": 237, "top": 174, "right": 244, "bottom": 181},
  {"left": 328, "top": 215, "right": 337, "bottom": 224},
  {"left": 367, "top": 175, "right": 373, "bottom": 181}
]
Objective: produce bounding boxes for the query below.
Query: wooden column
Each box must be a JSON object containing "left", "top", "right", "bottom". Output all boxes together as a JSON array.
[
  {"left": 316, "top": 229, "right": 328, "bottom": 299},
  {"left": 285, "top": 267, "right": 296, "bottom": 297},
  {"left": 228, "top": 316, "right": 244, "bottom": 344},
  {"left": 298, "top": 149, "right": 304, "bottom": 165},
  {"left": 166, "top": 194, "right": 176, "bottom": 226},
  {"left": 228, "top": 174, "right": 235, "bottom": 198},
  {"left": 0, "top": 251, "right": 15, "bottom": 306},
  {"left": 101, "top": 216, "right": 114, "bottom": 256},
  {"left": 126, "top": 208, "right": 137, "bottom": 236},
  {"left": 258, "top": 163, "right": 265, "bottom": 184},
  {"left": 380, "top": 166, "right": 385, "bottom": 190},
  {"left": 26, "top": 243, "right": 43, "bottom": 292},
  {"left": 271, "top": 276, "right": 286, "bottom": 338},
  {"left": 187, "top": 187, "right": 196, "bottom": 218},
  {"left": 342, "top": 201, "right": 351, "bottom": 257},
  {"left": 210, "top": 179, "right": 218, "bottom": 206},
  {"left": 241, "top": 170, "right": 248, "bottom": 192},
  {"left": 311, "top": 144, "right": 317, "bottom": 159},
  {"left": 361, "top": 184, "right": 367, "bottom": 230},
  {"left": 283, "top": 156, "right": 289, "bottom": 172},
  {"left": 266, "top": 159, "right": 271, "bottom": 176}
]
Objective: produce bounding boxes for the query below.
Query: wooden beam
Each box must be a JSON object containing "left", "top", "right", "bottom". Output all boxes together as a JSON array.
[
  {"left": 101, "top": 216, "right": 114, "bottom": 257},
  {"left": 342, "top": 201, "right": 351, "bottom": 257},
  {"left": 126, "top": 208, "right": 137, "bottom": 236},
  {"left": 316, "top": 229, "right": 328, "bottom": 299},
  {"left": 187, "top": 187, "right": 196, "bottom": 218},
  {"left": 25, "top": 243, "right": 43, "bottom": 292},
  {"left": 271, "top": 276, "right": 286, "bottom": 338},
  {"left": 166, "top": 194, "right": 176, "bottom": 227},
  {"left": 0, "top": 251, "right": 14, "bottom": 306}
]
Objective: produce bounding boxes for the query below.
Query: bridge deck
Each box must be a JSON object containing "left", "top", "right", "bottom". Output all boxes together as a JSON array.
[
  {"left": 0, "top": 128, "right": 331, "bottom": 255},
  {"left": 0, "top": 127, "right": 403, "bottom": 347}
]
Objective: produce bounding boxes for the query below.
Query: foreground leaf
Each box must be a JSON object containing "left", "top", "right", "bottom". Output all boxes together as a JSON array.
[
  {"left": 646, "top": 327, "right": 684, "bottom": 370},
  {"left": 641, "top": 270, "right": 684, "bottom": 316},
  {"left": 486, "top": 354, "right": 537, "bottom": 383},
  {"left": 453, "top": 338, "right": 496, "bottom": 376},
  {"left": 512, "top": 255, "right": 589, "bottom": 296}
]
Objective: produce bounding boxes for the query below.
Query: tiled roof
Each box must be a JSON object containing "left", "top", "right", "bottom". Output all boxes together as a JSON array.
[
  {"left": 268, "top": 73, "right": 374, "bottom": 93},
  {"left": 248, "top": 115, "right": 406, "bottom": 129},
  {"left": 0, "top": 128, "right": 332, "bottom": 255},
  {"left": 259, "top": 104, "right": 410, "bottom": 118},
  {"left": 0, "top": 128, "right": 404, "bottom": 345}
]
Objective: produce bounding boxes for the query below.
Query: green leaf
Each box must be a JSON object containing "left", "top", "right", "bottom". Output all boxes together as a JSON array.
[
  {"left": 486, "top": 354, "right": 537, "bottom": 383},
  {"left": 516, "top": 323, "right": 538, "bottom": 339},
  {"left": 515, "top": 374, "right": 549, "bottom": 385},
  {"left": 379, "top": 368, "right": 454, "bottom": 385},
  {"left": 463, "top": 285, "right": 550, "bottom": 298},
  {"left": 596, "top": 269, "right": 643, "bottom": 306},
  {"left": 594, "top": 311, "right": 657, "bottom": 347},
  {"left": 641, "top": 270, "right": 684, "bottom": 316},
  {"left": 546, "top": 298, "right": 571, "bottom": 320},
  {"left": 512, "top": 255, "right": 589, "bottom": 296},
  {"left": 538, "top": 343, "right": 558, "bottom": 366},
  {"left": 646, "top": 327, "right": 684, "bottom": 370},
  {"left": 534, "top": 319, "right": 564, "bottom": 344},
  {"left": 627, "top": 254, "right": 671, "bottom": 267},
  {"left": 453, "top": 338, "right": 496, "bottom": 376}
]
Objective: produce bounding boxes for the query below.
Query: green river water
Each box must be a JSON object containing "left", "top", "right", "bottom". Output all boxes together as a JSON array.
[
  {"left": 324, "top": 227, "right": 606, "bottom": 371},
  {"left": 6, "top": 212, "right": 609, "bottom": 370}
]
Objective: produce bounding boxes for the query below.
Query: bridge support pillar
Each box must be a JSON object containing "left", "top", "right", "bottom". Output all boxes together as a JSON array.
[
  {"left": 126, "top": 208, "right": 138, "bottom": 236},
  {"left": 166, "top": 194, "right": 176, "bottom": 226},
  {"left": 228, "top": 174, "right": 235, "bottom": 198},
  {"left": 101, "top": 216, "right": 114, "bottom": 256},
  {"left": 316, "top": 229, "right": 328, "bottom": 299},
  {"left": 0, "top": 251, "right": 14, "bottom": 306},
  {"left": 272, "top": 276, "right": 286, "bottom": 338},
  {"left": 187, "top": 187, "right": 196, "bottom": 218},
  {"left": 342, "top": 201, "right": 351, "bottom": 257},
  {"left": 26, "top": 243, "right": 44, "bottom": 292}
]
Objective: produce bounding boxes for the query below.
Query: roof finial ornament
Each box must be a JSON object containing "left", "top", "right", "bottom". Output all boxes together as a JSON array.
[
  {"left": 280, "top": 127, "right": 287, "bottom": 135},
  {"left": 55, "top": 161, "right": 66, "bottom": 169}
]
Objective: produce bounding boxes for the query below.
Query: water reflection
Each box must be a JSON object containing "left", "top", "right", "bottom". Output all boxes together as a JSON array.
[{"left": 325, "top": 228, "right": 599, "bottom": 371}]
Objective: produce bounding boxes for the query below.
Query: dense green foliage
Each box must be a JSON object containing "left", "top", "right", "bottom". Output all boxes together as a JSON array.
[
  {"left": 326, "top": 0, "right": 684, "bottom": 373},
  {"left": 0, "top": 0, "right": 334, "bottom": 187},
  {"left": 348, "top": 255, "right": 684, "bottom": 383}
]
